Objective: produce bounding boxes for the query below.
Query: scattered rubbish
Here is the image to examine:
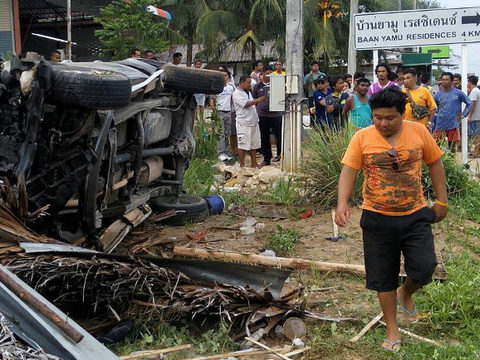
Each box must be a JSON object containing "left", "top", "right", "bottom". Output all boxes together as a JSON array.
[
  {"left": 255, "top": 222, "right": 266, "bottom": 230},
  {"left": 99, "top": 319, "right": 134, "bottom": 345},
  {"left": 239, "top": 226, "right": 255, "bottom": 235},
  {"left": 283, "top": 317, "right": 307, "bottom": 340},
  {"left": 241, "top": 217, "right": 257, "bottom": 227},
  {"left": 292, "top": 338, "right": 305, "bottom": 348},
  {"left": 204, "top": 195, "right": 225, "bottom": 215},
  {"left": 186, "top": 232, "right": 206, "bottom": 242},
  {"left": 275, "top": 324, "right": 284, "bottom": 336},
  {"left": 258, "top": 249, "right": 276, "bottom": 257},
  {"left": 300, "top": 209, "right": 313, "bottom": 219}
]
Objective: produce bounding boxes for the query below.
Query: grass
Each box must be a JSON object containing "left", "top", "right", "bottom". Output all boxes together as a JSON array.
[{"left": 264, "top": 224, "right": 300, "bottom": 255}]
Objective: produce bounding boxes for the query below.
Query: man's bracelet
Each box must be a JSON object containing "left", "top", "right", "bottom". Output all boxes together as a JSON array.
[{"left": 435, "top": 200, "right": 448, "bottom": 207}]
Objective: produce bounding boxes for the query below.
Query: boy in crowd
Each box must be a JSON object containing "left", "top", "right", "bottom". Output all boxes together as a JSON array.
[
  {"left": 304, "top": 61, "right": 326, "bottom": 109},
  {"left": 273, "top": 60, "right": 285, "bottom": 75},
  {"left": 336, "top": 86, "right": 447, "bottom": 352},
  {"left": 326, "top": 75, "right": 350, "bottom": 129},
  {"left": 233, "top": 75, "right": 266, "bottom": 168},
  {"left": 343, "top": 78, "right": 372, "bottom": 130},
  {"left": 312, "top": 74, "right": 332, "bottom": 130}
]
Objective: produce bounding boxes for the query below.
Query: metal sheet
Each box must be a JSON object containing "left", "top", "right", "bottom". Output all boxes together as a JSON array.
[{"left": 0, "top": 265, "right": 119, "bottom": 360}]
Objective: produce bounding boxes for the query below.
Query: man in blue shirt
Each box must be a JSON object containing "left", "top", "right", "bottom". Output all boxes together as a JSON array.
[
  {"left": 313, "top": 74, "right": 332, "bottom": 130},
  {"left": 434, "top": 72, "right": 472, "bottom": 150}
]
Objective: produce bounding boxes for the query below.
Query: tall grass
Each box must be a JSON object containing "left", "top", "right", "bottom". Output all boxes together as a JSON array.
[{"left": 300, "top": 127, "right": 364, "bottom": 209}]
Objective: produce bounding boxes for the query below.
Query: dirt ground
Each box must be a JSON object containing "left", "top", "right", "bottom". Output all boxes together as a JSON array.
[{"left": 119, "top": 203, "right": 452, "bottom": 359}]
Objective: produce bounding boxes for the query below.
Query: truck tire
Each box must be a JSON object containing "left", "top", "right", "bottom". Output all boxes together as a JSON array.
[
  {"left": 51, "top": 68, "right": 132, "bottom": 109},
  {"left": 150, "top": 193, "right": 208, "bottom": 225},
  {"left": 161, "top": 64, "right": 224, "bottom": 95}
]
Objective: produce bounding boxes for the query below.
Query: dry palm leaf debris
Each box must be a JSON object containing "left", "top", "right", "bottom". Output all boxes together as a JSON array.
[
  {"left": 0, "top": 312, "right": 61, "bottom": 360},
  {"left": 5, "top": 254, "right": 313, "bottom": 328}
]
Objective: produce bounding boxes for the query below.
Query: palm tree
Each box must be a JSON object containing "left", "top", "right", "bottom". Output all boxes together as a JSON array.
[{"left": 194, "top": 0, "right": 284, "bottom": 61}]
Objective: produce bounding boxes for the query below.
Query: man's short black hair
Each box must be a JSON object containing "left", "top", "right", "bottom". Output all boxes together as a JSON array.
[
  {"left": 420, "top": 73, "right": 430, "bottom": 84},
  {"left": 173, "top": 52, "right": 182, "bottom": 58},
  {"left": 453, "top": 73, "right": 462, "bottom": 80},
  {"left": 220, "top": 68, "right": 232, "bottom": 78},
  {"left": 343, "top": 73, "right": 352, "bottom": 80},
  {"left": 252, "top": 60, "right": 262, "bottom": 69},
  {"left": 468, "top": 75, "right": 479, "bottom": 86},
  {"left": 51, "top": 50, "right": 61, "bottom": 56},
  {"left": 396, "top": 67, "right": 405, "bottom": 74},
  {"left": 353, "top": 71, "right": 365, "bottom": 79},
  {"left": 369, "top": 87, "right": 407, "bottom": 114},
  {"left": 441, "top": 72, "right": 454, "bottom": 81},
  {"left": 194, "top": 58, "right": 202, "bottom": 64},
  {"left": 144, "top": 49, "right": 153, "bottom": 54},
  {"left": 330, "top": 75, "right": 344, "bottom": 86},
  {"left": 263, "top": 65, "right": 273, "bottom": 72},
  {"left": 310, "top": 60, "right": 320, "bottom": 67},
  {"left": 357, "top": 77, "right": 371, "bottom": 86},
  {"left": 375, "top": 62, "right": 391, "bottom": 74},
  {"left": 239, "top": 74, "right": 251, "bottom": 84},
  {"left": 404, "top": 68, "right": 417, "bottom": 77}
]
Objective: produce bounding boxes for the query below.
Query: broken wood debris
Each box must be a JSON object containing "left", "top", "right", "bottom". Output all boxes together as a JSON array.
[
  {"left": 119, "top": 344, "right": 192, "bottom": 359},
  {"left": 244, "top": 337, "right": 293, "bottom": 360},
  {"left": 173, "top": 246, "right": 367, "bottom": 275}
]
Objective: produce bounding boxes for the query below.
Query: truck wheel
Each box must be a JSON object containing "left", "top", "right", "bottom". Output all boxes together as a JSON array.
[
  {"left": 161, "top": 64, "right": 224, "bottom": 95},
  {"left": 150, "top": 194, "right": 208, "bottom": 225},
  {"left": 51, "top": 67, "right": 131, "bottom": 109}
]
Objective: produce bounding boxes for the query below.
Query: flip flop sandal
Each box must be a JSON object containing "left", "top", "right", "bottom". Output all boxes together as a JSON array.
[
  {"left": 399, "top": 300, "right": 420, "bottom": 324},
  {"left": 382, "top": 338, "right": 402, "bottom": 352}
]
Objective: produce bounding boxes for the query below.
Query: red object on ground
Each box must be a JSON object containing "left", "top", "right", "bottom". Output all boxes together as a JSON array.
[
  {"left": 301, "top": 209, "right": 313, "bottom": 219},
  {"left": 186, "top": 232, "right": 205, "bottom": 241}
]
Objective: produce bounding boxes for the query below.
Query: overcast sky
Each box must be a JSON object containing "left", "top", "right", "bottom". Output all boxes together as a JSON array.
[{"left": 437, "top": 0, "right": 480, "bottom": 75}]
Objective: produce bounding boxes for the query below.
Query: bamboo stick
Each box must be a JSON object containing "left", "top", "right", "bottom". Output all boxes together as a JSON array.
[
  {"left": 183, "top": 347, "right": 286, "bottom": 360},
  {"left": 120, "top": 344, "right": 192, "bottom": 359},
  {"left": 244, "top": 337, "right": 293, "bottom": 360},
  {"left": 173, "top": 246, "right": 366, "bottom": 275},
  {"left": 350, "top": 312, "right": 383, "bottom": 342},
  {"left": 379, "top": 321, "right": 442, "bottom": 347}
]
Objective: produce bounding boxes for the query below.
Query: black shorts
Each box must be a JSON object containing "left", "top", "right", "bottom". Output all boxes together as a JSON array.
[{"left": 361, "top": 207, "right": 438, "bottom": 292}]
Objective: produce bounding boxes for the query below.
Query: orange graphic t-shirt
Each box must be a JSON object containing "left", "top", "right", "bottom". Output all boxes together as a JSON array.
[{"left": 342, "top": 121, "right": 443, "bottom": 216}]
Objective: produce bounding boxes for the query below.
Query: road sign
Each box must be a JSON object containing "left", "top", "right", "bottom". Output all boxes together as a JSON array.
[
  {"left": 420, "top": 45, "right": 450, "bottom": 59},
  {"left": 354, "top": 7, "right": 480, "bottom": 50}
]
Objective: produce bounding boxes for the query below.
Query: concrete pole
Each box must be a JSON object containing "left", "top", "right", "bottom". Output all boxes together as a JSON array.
[
  {"left": 283, "top": 0, "right": 304, "bottom": 172},
  {"left": 461, "top": 44, "right": 468, "bottom": 165},
  {"left": 373, "top": 50, "right": 378, "bottom": 83},
  {"left": 347, "top": 0, "right": 358, "bottom": 75},
  {"left": 66, "top": 0, "right": 72, "bottom": 60},
  {"left": 398, "top": 0, "right": 401, "bottom": 10}
]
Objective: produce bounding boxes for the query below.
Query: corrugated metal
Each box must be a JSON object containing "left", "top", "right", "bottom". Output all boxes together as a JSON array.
[
  {"left": 0, "top": 0, "right": 13, "bottom": 31},
  {"left": 0, "top": 31, "right": 13, "bottom": 57}
]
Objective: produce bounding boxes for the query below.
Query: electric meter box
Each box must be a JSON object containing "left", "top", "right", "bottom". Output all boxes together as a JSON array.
[{"left": 269, "top": 74, "right": 286, "bottom": 112}]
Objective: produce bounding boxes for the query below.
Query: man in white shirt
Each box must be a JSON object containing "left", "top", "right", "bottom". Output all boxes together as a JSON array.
[
  {"left": 468, "top": 75, "right": 480, "bottom": 157},
  {"left": 211, "top": 69, "right": 236, "bottom": 161},
  {"left": 233, "top": 75, "right": 266, "bottom": 168}
]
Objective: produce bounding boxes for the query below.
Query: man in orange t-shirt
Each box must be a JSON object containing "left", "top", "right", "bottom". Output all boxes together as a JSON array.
[
  {"left": 402, "top": 68, "right": 436, "bottom": 128},
  {"left": 335, "top": 87, "right": 447, "bottom": 352}
]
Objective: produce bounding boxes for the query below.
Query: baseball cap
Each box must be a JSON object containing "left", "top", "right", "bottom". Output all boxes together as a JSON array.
[{"left": 317, "top": 74, "right": 327, "bottom": 82}]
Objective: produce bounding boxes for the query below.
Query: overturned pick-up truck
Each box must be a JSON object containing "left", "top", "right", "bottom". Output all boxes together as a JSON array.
[{"left": 0, "top": 55, "right": 223, "bottom": 249}]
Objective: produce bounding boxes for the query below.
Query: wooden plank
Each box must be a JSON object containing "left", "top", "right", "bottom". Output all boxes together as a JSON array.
[
  {"left": 119, "top": 344, "right": 192, "bottom": 359},
  {"left": 244, "top": 337, "right": 292, "bottom": 360},
  {"left": 350, "top": 312, "right": 383, "bottom": 342}
]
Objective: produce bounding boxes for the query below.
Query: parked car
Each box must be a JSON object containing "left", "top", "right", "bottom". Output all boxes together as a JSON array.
[{"left": 0, "top": 55, "right": 224, "bottom": 248}]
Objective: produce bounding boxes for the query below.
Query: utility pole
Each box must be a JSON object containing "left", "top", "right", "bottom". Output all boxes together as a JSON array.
[
  {"left": 66, "top": 0, "right": 72, "bottom": 60},
  {"left": 283, "top": 0, "right": 303, "bottom": 172},
  {"left": 347, "top": 0, "right": 358, "bottom": 75}
]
